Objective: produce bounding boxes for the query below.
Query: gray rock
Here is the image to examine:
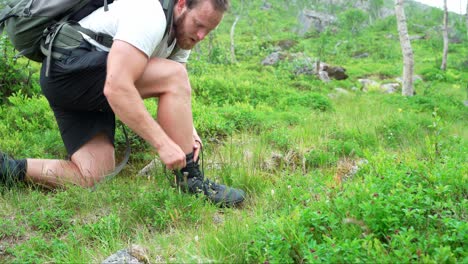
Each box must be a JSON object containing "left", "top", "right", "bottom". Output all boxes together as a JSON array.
[
  {"left": 261, "top": 51, "right": 286, "bottom": 66},
  {"left": 353, "top": 53, "right": 369, "bottom": 59},
  {"left": 335, "top": 88, "right": 350, "bottom": 95},
  {"left": 213, "top": 212, "right": 225, "bottom": 225},
  {"left": 0, "top": 244, "right": 6, "bottom": 255},
  {"left": 409, "top": 35, "right": 426, "bottom": 41},
  {"left": 380, "top": 83, "right": 400, "bottom": 94},
  {"left": 261, "top": 1, "right": 272, "bottom": 11},
  {"left": 138, "top": 158, "right": 163, "bottom": 176},
  {"left": 102, "top": 245, "right": 149, "bottom": 264},
  {"left": 102, "top": 250, "right": 141, "bottom": 264},
  {"left": 395, "top": 75, "right": 423, "bottom": 83},
  {"left": 297, "top": 10, "right": 336, "bottom": 36},
  {"left": 358, "top": 79, "right": 379, "bottom": 92},
  {"left": 318, "top": 71, "right": 330, "bottom": 82}
]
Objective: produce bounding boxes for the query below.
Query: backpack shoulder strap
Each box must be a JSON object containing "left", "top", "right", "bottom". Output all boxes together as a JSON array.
[{"left": 159, "top": 0, "right": 174, "bottom": 35}]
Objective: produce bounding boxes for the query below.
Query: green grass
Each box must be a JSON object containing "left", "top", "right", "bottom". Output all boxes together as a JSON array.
[{"left": 1, "top": 0, "right": 467, "bottom": 262}]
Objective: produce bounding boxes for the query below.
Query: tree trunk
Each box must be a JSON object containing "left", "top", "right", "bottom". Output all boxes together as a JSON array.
[
  {"left": 230, "top": 16, "right": 240, "bottom": 63},
  {"left": 441, "top": 0, "right": 449, "bottom": 71},
  {"left": 466, "top": 0, "right": 468, "bottom": 38},
  {"left": 395, "top": 0, "right": 414, "bottom": 96}
]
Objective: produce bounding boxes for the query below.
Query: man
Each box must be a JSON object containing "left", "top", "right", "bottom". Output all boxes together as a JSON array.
[{"left": 0, "top": 0, "right": 245, "bottom": 206}]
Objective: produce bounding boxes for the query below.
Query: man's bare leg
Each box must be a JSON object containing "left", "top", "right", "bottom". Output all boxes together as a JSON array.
[
  {"left": 135, "top": 58, "right": 194, "bottom": 153},
  {"left": 25, "top": 133, "right": 115, "bottom": 188}
]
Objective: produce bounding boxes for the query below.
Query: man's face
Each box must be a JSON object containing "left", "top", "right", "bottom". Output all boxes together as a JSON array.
[{"left": 173, "top": 0, "right": 224, "bottom": 50}]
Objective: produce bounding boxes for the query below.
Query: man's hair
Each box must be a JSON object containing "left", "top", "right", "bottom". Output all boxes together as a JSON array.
[{"left": 186, "top": 0, "right": 230, "bottom": 12}]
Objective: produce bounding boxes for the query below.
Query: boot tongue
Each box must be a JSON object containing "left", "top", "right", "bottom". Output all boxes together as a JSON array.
[{"left": 185, "top": 152, "right": 195, "bottom": 163}]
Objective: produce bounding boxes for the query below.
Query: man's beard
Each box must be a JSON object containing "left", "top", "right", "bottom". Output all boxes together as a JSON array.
[{"left": 173, "top": 11, "right": 195, "bottom": 50}]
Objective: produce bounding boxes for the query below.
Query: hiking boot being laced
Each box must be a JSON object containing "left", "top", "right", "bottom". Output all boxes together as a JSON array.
[{"left": 176, "top": 157, "right": 245, "bottom": 207}]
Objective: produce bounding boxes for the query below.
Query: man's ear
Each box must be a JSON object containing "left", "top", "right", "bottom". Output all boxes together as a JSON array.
[{"left": 176, "top": 0, "right": 186, "bottom": 12}]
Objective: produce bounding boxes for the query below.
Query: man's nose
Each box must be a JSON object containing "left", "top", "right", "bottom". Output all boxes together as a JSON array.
[{"left": 196, "top": 30, "right": 207, "bottom": 41}]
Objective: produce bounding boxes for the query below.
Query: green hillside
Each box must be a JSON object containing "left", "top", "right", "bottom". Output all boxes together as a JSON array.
[{"left": 0, "top": 0, "right": 467, "bottom": 262}]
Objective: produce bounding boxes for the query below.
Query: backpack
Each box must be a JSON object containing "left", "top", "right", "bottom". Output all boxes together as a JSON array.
[{"left": 0, "top": 0, "right": 174, "bottom": 62}]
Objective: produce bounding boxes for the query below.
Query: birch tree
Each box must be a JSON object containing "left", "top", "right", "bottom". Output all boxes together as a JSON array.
[
  {"left": 441, "top": 0, "right": 448, "bottom": 71},
  {"left": 466, "top": 0, "right": 468, "bottom": 38},
  {"left": 395, "top": 0, "right": 414, "bottom": 96}
]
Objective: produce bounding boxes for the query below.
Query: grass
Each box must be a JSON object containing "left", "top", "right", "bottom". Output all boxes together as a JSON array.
[{"left": 1, "top": 0, "right": 468, "bottom": 262}]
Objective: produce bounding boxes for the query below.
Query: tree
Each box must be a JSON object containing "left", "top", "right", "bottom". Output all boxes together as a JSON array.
[
  {"left": 441, "top": 0, "right": 449, "bottom": 70},
  {"left": 230, "top": 16, "right": 240, "bottom": 63},
  {"left": 395, "top": 0, "right": 414, "bottom": 96},
  {"left": 466, "top": 0, "right": 468, "bottom": 38}
]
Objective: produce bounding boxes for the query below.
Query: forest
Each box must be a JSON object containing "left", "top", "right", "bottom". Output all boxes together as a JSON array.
[{"left": 0, "top": 0, "right": 467, "bottom": 262}]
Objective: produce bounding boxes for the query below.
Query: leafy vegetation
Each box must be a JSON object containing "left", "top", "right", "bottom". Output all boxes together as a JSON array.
[{"left": 1, "top": 0, "right": 467, "bottom": 262}]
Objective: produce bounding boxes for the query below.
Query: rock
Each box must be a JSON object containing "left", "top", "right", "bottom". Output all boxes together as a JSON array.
[
  {"left": 102, "top": 245, "right": 149, "bottom": 264},
  {"left": 380, "top": 83, "right": 400, "bottom": 94},
  {"left": 261, "top": 51, "right": 286, "bottom": 66},
  {"left": 334, "top": 158, "right": 369, "bottom": 184},
  {"left": 353, "top": 52, "right": 369, "bottom": 59},
  {"left": 409, "top": 35, "right": 426, "bottom": 41},
  {"left": 334, "top": 88, "right": 350, "bottom": 95},
  {"left": 380, "top": 7, "right": 395, "bottom": 18},
  {"left": 328, "top": 88, "right": 350, "bottom": 99},
  {"left": 213, "top": 212, "right": 225, "bottom": 225},
  {"left": 138, "top": 158, "right": 163, "bottom": 176},
  {"left": 395, "top": 75, "right": 423, "bottom": 83},
  {"left": 318, "top": 71, "right": 330, "bottom": 82},
  {"left": 293, "top": 65, "right": 315, "bottom": 76},
  {"left": 102, "top": 250, "right": 141, "bottom": 264},
  {"left": 358, "top": 79, "right": 379, "bottom": 92},
  {"left": 261, "top": 1, "right": 272, "bottom": 11},
  {"left": 450, "top": 36, "right": 463, "bottom": 44},
  {"left": 325, "top": 66, "right": 348, "bottom": 80},
  {"left": 297, "top": 10, "right": 336, "bottom": 36},
  {"left": 277, "top": 39, "right": 297, "bottom": 50}
]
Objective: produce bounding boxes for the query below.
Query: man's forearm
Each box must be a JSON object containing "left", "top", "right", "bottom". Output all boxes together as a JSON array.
[{"left": 104, "top": 82, "right": 169, "bottom": 151}]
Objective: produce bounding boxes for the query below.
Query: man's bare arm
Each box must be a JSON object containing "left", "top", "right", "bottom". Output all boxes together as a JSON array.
[{"left": 104, "top": 40, "right": 186, "bottom": 169}]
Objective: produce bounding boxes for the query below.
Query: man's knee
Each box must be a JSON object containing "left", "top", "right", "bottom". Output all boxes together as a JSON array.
[
  {"left": 71, "top": 133, "right": 115, "bottom": 188},
  {"left": 76, "top": 162, "right": 115, "bottom": 188}
]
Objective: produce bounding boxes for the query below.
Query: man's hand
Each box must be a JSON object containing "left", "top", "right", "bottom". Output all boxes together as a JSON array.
[
  {"left": 158, "top": 138, "right": 186, "bottom": 170},
  {"left": 193, "top": 128, "right": 203, "bottom": 161}
]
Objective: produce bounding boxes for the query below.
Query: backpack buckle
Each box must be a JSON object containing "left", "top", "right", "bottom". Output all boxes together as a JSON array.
[{"left": 95, "top": 33, "right": 104, "bottom": 43}]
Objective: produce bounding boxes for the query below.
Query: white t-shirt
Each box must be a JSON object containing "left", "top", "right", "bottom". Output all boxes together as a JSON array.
[{"left": 78, "top": 0, "right": 191, "bottom": 63}]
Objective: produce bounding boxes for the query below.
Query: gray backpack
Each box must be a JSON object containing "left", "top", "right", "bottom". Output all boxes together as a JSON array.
[{"left": 0, "top": 0, "right": 174, "bottom": 62}]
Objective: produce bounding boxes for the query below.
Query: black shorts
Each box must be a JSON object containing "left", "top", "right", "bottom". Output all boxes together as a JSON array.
[{"left": 40, "top": 41, "right": 115, "bottom": 156}]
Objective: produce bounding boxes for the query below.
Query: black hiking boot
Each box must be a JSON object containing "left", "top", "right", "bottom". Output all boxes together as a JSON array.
[
  {"left": 176, "top": 154, "right": 245, "bottom": 207},
  {"left": 0, "top": 152, "right": 27, "bottom": 186}
]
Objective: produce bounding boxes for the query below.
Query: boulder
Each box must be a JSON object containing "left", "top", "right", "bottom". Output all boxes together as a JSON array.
[
  {"left": 395, "top": 75, "right": 423, "bottom": 84},
  {"left": 102, "top": 245, "right": 149, "bottom": 264},
  {"left": 334, "top": 88, "right": 350, "bottom": 95},
  {"left": 277, "top": 39, "right": 298, "bottom": 50},
  {"left": 261, "top": 51, "right": 286, "bottom": 66},
  {"left": 324, "top": 65, "right": 348, "bottom": 80},
  {"left": 261, "top": 1, "right": 272, "bottom": 10},
  {"left": 297, "top": 10, "right": 336, "bottom": 36},
  {"left": 358, "top": 79, "right": 379, "bottom": 92},
  {"left": 353, "top": 52, "right": 369, "bottom": 59},
  {"left": 380, "top": 83, "right": 400, "bottom": 94},
  {"left": 318, "top": 71, "right": 331, "bottom": 82}
]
